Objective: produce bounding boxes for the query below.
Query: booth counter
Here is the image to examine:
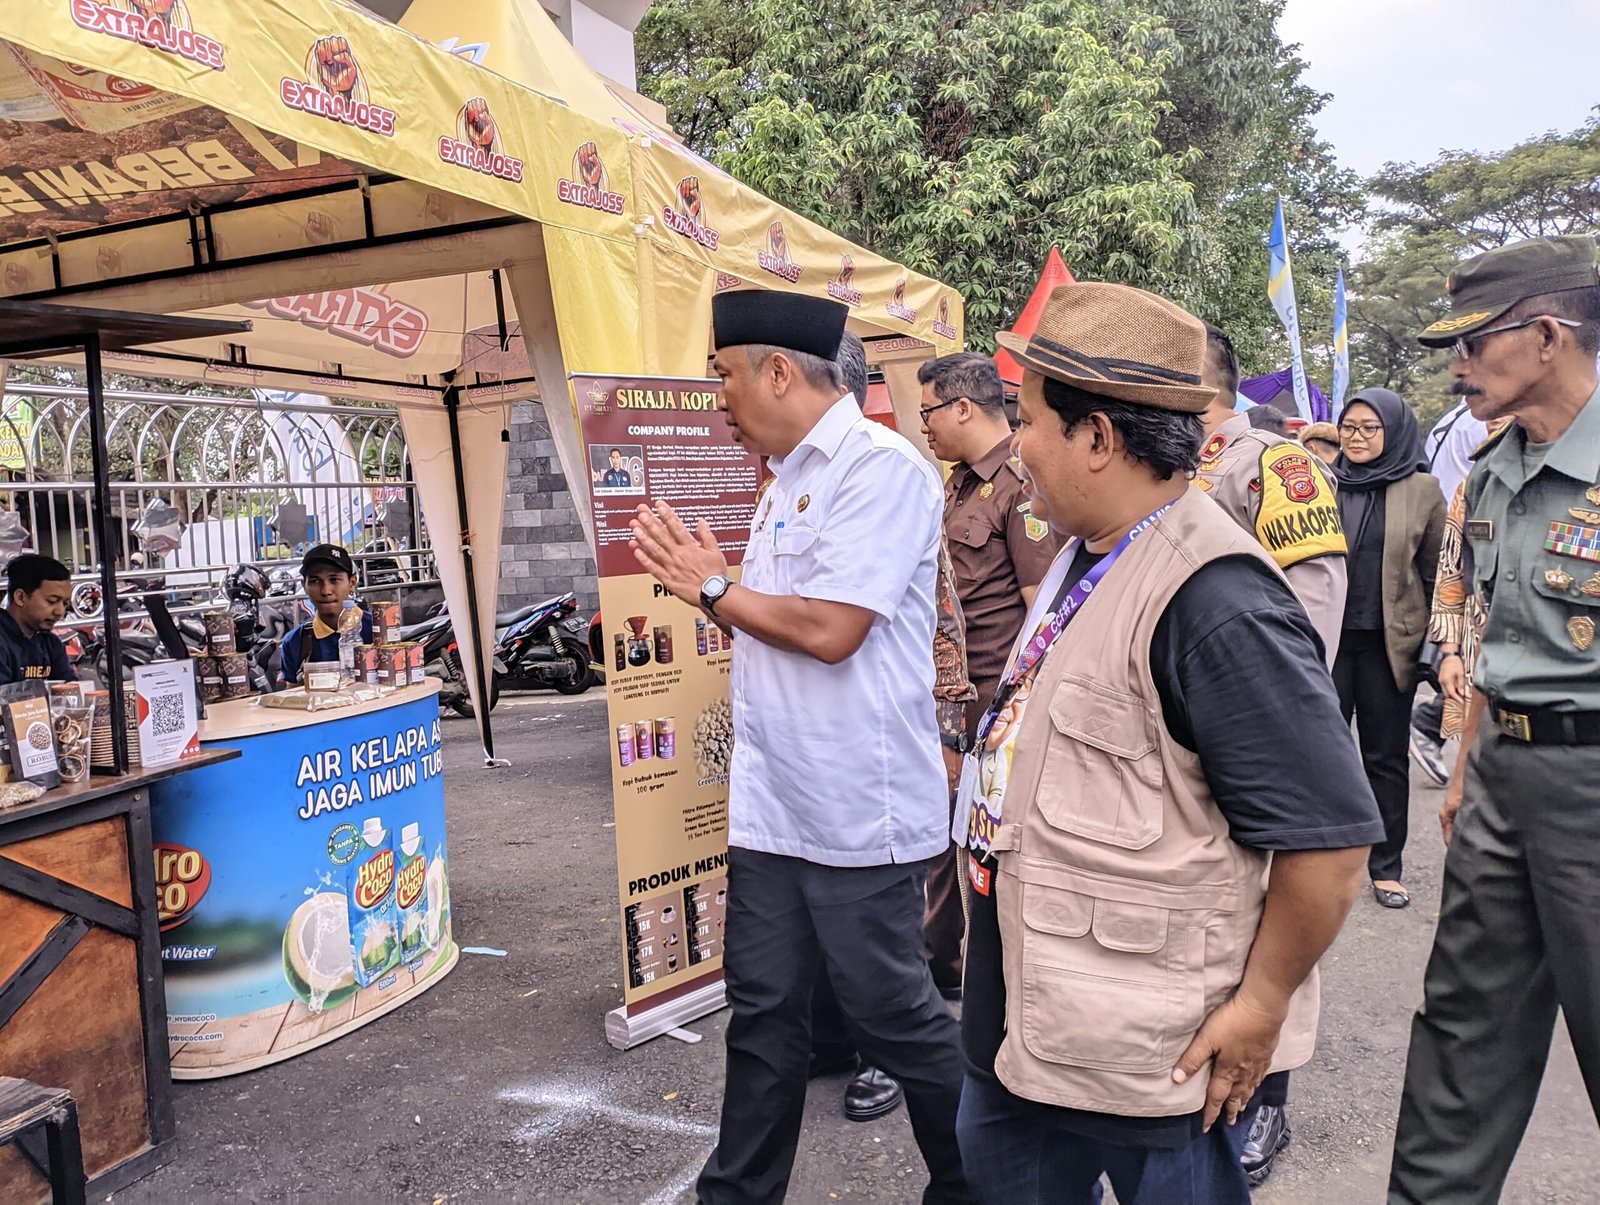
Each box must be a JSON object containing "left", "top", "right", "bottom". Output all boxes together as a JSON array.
[{"left": 149, "top": 681, "right": 456, "bottom": 1080}]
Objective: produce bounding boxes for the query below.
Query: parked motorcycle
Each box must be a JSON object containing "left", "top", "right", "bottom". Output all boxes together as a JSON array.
[
  {"left": 400, "top": 591, "right": 595, "bottom": 718},
  {"left": 494, "top": 592, "right": 594, "bottom": 697}
]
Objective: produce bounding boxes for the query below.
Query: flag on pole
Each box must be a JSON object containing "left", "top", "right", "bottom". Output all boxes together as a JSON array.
[
  {"left": 1332, "top": 266, "right": 1350, "bottom": 414},
  {"left": 1267, "top": 198, "right": 1314, "bottom": 421},
  {"left": 995, "top": 247, "right": 1076, "bottom": 387}
]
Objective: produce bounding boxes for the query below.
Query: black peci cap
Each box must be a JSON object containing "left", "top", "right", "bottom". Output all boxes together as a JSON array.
[
  {"left": 300, "top": 543, "right": 355, "bottom": 577},
  {"left": 712, "top": 289, "right": 848, "bottom": 361}
]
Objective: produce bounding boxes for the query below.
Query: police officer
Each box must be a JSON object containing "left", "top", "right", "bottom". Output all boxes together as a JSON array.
[
  {"left": 0, "top": 554, "right": 78, "bottom": 684},
  {"left": 1390, "top": 235, "right": 1600, "bottom": 1203},
  {"left": 1191, "top": 324, "right": 1349, "bottom": 1187}
]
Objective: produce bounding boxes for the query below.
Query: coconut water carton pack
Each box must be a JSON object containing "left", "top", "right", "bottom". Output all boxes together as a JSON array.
[
  {"left": 396, "top": 821, "right": 430, "bottom": 964},
  {"left": 347, "top": 816, "right": 400, "bottom": 987}
]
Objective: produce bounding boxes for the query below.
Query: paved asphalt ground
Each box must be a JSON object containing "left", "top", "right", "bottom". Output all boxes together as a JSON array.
[{"left": 113, "top": 691, "right": 1597, "bottom": 1204}]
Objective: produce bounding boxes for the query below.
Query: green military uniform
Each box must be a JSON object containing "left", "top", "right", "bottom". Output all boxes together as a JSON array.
[{"left": 1391, "top": 237, "right": 1600, "bottom": 1203}]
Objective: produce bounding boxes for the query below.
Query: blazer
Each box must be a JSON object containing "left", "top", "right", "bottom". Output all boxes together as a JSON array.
[{"left": 1375, "top": 471, "right": 1447, "bottom": 690}]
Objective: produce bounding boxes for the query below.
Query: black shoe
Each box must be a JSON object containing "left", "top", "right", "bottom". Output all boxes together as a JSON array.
[
  {"left": 807, "top": 1049, "right": 859, "bottom": 1080},
  {"left": 843, "top": 1065, "right": 903, "bottom": 1122},
  {"left": 937, "top": 983, "right": 963, "bottom": 1003},
  {"left": 1241, "top": 1104, "right": 1290, "bottom": 1187},
  {"left": 1373, "top": 883, "right": 1411, "bottom": 909}
]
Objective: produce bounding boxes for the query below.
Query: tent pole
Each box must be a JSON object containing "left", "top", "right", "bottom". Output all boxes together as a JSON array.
[
  {"left": 441, "top": 384, "right": 497, "bottom": 763},
  {"left": 85, "top": 334, "right": 128, "bottom": 774}
]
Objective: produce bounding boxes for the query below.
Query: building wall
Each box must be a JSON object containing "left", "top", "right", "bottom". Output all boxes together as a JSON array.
[{"left": 499, "top": 402, "right": 598, "bottom": 614}]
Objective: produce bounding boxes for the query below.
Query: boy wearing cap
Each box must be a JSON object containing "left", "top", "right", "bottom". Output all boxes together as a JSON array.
[
  {"left": 1390, "top": 236, "right": 1600, "bottom": 1203},
  {"left": 279, "top": 543, "right": 372, "bottom": 685}
]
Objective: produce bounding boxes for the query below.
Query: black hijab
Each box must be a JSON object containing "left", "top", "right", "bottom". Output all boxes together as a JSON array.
[{"left": 1333, "top": 388, "right": 1428, "bottom": 492}]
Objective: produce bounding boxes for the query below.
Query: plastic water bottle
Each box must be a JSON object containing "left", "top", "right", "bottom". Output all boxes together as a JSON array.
[{"left": 338, "top": 598, "right": 362, "bottom": 680}]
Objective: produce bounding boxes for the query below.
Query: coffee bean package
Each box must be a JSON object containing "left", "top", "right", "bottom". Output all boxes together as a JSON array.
[{"left": 2, "top": 687, "right": 61, "bottom": 789}]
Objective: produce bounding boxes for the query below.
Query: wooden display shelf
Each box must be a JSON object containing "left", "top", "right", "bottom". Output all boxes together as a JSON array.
[{"left": 0, "top": 751, "right": 238, "bottom": 1202}]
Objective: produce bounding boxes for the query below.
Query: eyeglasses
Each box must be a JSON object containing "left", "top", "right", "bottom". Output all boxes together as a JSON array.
[
  {"left": 1452, "top": 314, "right": 1580, "bottom": 360},
  {"left": 918, "top": 398, "right": 963, "bottom": 424},
  {"left": 1339, "top": 422, "right": 1383, "bottom": 439}
]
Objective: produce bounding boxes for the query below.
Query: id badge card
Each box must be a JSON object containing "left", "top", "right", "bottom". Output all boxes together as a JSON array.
[{"left": 951, "top": 753, "right": 979, "bottom": 847}]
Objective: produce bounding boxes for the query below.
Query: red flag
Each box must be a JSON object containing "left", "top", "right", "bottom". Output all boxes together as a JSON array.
[{"left": 994, "top": 247, "right": 1076, "bottom": 386}]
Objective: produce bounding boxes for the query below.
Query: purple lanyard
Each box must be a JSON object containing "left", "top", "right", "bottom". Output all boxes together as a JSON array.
[{"left": 975, "top": 502, "right": 1173, "bottom": 745}]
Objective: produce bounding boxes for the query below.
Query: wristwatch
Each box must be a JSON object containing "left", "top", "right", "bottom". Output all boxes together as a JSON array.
[{"left": 699, "top": 574, "right": 732, "bottom": 614}]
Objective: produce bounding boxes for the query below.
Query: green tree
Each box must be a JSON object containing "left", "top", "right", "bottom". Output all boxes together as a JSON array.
[
  {"left": 1350, "top": 117, "right": 1600, "bottom": 428},
  {"left": 636, "top": 0, "right": 1198, "bottom": 348},
  {"left": 1146, "top": 0, "right": 1365, "bottom": 381}
]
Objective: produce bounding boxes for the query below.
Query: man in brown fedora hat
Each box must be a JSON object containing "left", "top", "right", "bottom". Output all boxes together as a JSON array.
[{"left": 952, "top": 281, "right": 1381, "bottom": 1204}]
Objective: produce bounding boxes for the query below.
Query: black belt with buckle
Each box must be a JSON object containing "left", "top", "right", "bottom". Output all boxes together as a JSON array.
[{"left": 1493, "top": 705, "right": 1600, "bottom": 745}]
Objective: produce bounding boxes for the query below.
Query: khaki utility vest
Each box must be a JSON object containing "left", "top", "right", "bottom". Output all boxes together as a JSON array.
[{"left": 989, "top": 487, "right": 1320, "bottom": 1117}]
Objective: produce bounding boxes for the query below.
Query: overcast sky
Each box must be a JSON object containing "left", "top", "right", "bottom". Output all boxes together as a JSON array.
[{"left": 1279, "top": 0, "right": 1599, "bottom": 180}]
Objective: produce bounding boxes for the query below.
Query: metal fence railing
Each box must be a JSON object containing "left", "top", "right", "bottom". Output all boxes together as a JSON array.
[{"left": 0, "top": 382, "right": 440, "bottom": 629}]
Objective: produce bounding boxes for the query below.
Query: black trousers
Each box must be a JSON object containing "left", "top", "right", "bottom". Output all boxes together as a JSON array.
[
  {"left": 1389, "top": 719, "right": 1600, "bottom": 1202},
  {"left": 1333, "top": 629, "right": 1416, "bottom": 882},
  {"left": 697, "top": 848, "right": 970, "bottom": 1205}
]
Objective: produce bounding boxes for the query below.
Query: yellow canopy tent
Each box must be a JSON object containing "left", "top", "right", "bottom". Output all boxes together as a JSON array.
[{"left": 0, "top": 0, "right": 964, "bottom": 755}]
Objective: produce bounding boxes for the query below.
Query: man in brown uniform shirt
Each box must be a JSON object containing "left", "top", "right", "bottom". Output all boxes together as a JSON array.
[{"left": 919, "top": 352, "right": 1063, "bottom": 995}]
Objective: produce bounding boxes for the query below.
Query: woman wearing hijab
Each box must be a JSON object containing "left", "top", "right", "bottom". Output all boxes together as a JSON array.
[{"left": 1333, "top": 388, "right": 1446, "bottom": 909}]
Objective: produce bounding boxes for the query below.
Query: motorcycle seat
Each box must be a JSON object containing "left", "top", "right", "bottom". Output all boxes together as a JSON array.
[{"left": 495, "top": 593, "right": 574, "bottom": 628}]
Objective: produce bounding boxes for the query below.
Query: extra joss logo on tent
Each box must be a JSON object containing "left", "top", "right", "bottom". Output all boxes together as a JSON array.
[
  {"left": 933, "top": 296, "right": 958, "bottom": 340},
  {"left": 886, "top": 277, "right": 918, "bottom": 324},
  {"left": 281, "top": 35, "right": 396, "bottom": 137},
  {"left": 154, "top": 843, "right": 212, "bottom": 931},
  {"left": 439, "top": 97, "right": 523, "bottom": 182},
  {"left": 758, "top": 221, "right": 802, "bottom": 283},
  {"left": 558, "top": 142, "right": 624, "bottom": 214},
  {"left": 243, "top": 287, "right": 428, "bottom": 358},
  {"left": 664, "top": 176, "right": 719, "bottom": 250},
  {"left": 827, "top": 254, "right": 863, "bottom": 308},
  {"left": 71, "top": 0, "right": 225, "bottom": 70}
]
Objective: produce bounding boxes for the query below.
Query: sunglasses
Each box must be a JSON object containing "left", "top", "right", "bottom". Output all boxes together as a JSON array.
[{"left": 1453, "top": 314, "right": 1580, "bottom": 360}]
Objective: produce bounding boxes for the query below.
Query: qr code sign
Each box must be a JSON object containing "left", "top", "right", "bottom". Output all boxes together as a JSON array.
[{"left": 150, "top": 692, "right": 188, "bottom": 736}]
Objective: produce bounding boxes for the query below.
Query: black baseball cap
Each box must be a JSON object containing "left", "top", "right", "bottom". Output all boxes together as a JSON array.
[{"left": 300, "top": 544, "right": 355, "bottom": 577}]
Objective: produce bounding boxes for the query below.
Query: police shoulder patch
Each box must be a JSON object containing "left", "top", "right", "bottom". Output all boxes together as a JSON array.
[{"left": 1254, "top": 444, "right": 1346, "bottom": 568}]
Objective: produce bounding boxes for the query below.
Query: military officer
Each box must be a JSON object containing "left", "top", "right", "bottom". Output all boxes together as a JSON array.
[
  {"left": 1194, "top": 324, "right": 1349, "bottom": 1187},
  {"left": 1390, "top": 235, "right": 1600, "bottom": 1204}
]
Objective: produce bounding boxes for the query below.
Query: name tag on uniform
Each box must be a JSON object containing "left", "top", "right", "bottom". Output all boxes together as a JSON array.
[{"left": 1465, "top": 519, "right": 1494, "bottom": 540}]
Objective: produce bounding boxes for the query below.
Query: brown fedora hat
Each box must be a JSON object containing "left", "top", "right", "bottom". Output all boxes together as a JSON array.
[{"left": 995, "top": 282, "right": 1216, "bottom": 412}]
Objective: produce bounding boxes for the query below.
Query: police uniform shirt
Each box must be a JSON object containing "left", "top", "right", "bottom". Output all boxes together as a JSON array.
[
  {"left": 280, "top": 610, "right": 374, "bottom": 685},
  {"left": 944, "top": 436, "right": 1064, "bottom": 698},
  {"left": 730, "top": 397, "right": 949, "bottom": 867},
  {"left": 1193, "top": 411, "right": 1349, "bottom": 659},
  {"left": 0, "top": 610, "right": 76, "bottom": 684},
  {"left": 1466, "top": 382, "right": 1600, "bottom": 708}
]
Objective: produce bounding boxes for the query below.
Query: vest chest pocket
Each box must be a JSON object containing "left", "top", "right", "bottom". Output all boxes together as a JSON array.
[
  {"left": 1015, "top": 884, "right": 1203, "bottom": 1074},
  {"left": 1035, "top": 679, "right": 1163, "bottom": 849}
]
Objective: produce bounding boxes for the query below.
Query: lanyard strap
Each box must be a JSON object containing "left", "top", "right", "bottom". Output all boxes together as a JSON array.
[{"left": 975, "top": 502, "right": 1173, "bottom": 744}]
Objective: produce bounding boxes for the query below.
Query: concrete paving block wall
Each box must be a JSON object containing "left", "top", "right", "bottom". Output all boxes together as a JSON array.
[{"left": 499, "top": 403, "right": 599, "bottom": 614}]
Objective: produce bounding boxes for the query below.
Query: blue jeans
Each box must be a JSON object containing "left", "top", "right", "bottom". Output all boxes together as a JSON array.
[{"left": 955, "top": 1075, "right": 1252, "bottom": 1205}]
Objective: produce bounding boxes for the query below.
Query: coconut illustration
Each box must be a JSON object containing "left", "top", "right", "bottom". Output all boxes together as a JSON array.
[
  {"left": 423, "top": 857, "right": 450, "bottom": 950},
  {"left": 282, "top": 892, "right": 358, "bottom": 1011}
]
